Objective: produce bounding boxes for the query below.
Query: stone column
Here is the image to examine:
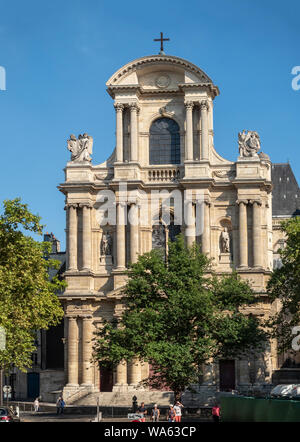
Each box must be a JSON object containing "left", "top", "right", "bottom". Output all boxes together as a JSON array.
[
  {"left": 185, "top": 101, "right": 194, "bottom": 161},
  {"left": 81, "top": 317, "right": 93, "bottom": 385},
  {"left": 82, "top": 204, "right": 92, "bottom": 271},
  {"left": 185, "top": 200, "right": 195, "bottom": 247},
  {"left": 200, "top": 101, "right": 209, "bottom": 160},
  {"left": 252, "top": 200, "right": 262, "bottom": 268},
  {"left": 129, "top": 357, "right": 142, "bottom": 385},
  {"left": 116, "top": 203, "right": 126, "bottom": 269},
  {"left": 129, "top": 203, "right": 139, "bottom": 264},
  {"left": 114, "top": 103, "right": 124, "bottom": 163},
  {"left": 67, "top": 317, "right": 79, "bottom": 386},
  {"left": 67, "top": 204, "right": 78, "bottom": 271},
  {"left": 238, "top": 200, "right": 248, "bottom": 268},
  {"left": 202, "top": 201, "right": 211, "bottom": 256},
  {"left": 130, "top": 103, "right": 139, "bottom": 162},
  {"left": 116, "top": 360, "right": 128, "bottom": 386}
]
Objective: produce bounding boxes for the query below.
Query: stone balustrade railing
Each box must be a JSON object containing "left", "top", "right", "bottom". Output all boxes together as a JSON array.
[{"left": 147, "top": 167, "right": 182, "bottom": 182}]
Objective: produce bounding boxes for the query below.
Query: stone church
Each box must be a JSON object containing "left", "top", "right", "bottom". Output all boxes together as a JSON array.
[{"left": 10, "top": 50, "right": 300, "bottom": 405}]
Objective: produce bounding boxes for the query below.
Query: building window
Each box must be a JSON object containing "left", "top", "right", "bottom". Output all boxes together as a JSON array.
[{"left": 149, "top": 117, "right": 180, "bottom": 165}]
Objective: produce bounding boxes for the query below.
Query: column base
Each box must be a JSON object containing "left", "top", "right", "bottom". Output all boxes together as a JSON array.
[{"left": 66, "top": 383, "right": 79, "bottom": 388}]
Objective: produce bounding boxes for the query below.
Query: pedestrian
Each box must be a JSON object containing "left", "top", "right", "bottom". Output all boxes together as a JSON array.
[
  {"left": 33, "top": 397, "right": 39, "bottom": 413},
  {"left": 60, "top": 397, "right": 66, "bottom": 414},
  {"left": 151, "top": 404, "right": 160, "bottom": 422},
  {"left": 212, "top": 404, "right": 221, "bottom": 423},
  {"left": 167, "top": 404, "right": 176, "bottom": 422},
  {"left": 56, "top": 396, "right": 62, "bottom": 415},
  {"left": 137, "top": 401, "right": 147, "bottom": 422},
  {"left": 173, "top": 400, "right": 184, "bottom": 422}
]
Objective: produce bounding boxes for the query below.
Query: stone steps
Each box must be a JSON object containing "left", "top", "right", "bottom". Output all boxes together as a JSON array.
[{"left": 74, "top": 391, "right": 175, "bottom": 407}]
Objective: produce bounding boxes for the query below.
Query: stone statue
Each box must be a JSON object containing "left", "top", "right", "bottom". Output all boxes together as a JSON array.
[
  {"left": 220, "top": 227, "right": 230, "bottom": 253},
  {"left": 238, "top": 130, "right": 261, "bottom": 157},
  {"left": 100, "top": 233, "right": 112, "bottom": 256},
  {"left": 67, "top": 133, "right": 93, "bottom": 162}
]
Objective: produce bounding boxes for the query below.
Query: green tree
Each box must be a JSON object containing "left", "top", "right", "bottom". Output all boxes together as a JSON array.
[
  {"left": 94, "top": 235, "right": 266, "bottom": 400},
  {"left": 0, "top": 198, "right": 65, "bottom": 371},
  {"left": 267, "top": 216, "right": 300, "bottom": 351}
]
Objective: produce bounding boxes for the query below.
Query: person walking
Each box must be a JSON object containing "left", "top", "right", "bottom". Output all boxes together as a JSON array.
[
  {"left": 137, "top": 401, "right": 147, "bottom": 422},
  {"left": 167, "top": 404, "right": 176, "bottom": 422},
  {"left": 212, "top": 404, "right": 221, "bottom": 423},
  {"left": 59, "top": 397, "right": 66, "bottom": 415},
  {"left": 33, "top": 397, "right": 39, "bottom": 413},
  {"left": 56, "top": 396, "right": 62, "bottom": 415},
  {"left": 173, "top": 401, "right": 184, "bottom": 422},
  {"left": 151, "top": 404, "right": 160, "bottom": 422}
]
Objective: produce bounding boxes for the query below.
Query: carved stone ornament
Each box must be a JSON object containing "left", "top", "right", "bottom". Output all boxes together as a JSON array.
[
  {"left": 155, "top": 74, "right": 171, "bottom": 89},
  {"left": 212, "top": 170, "right": 235, "bottom": 179},
  {"left": 159, "top": 106, "right": 174, "bottom": 117},
  {"left": 238, "top": 130, "right": 261, "bottom": 158},
  {"left": 67, "top": 133, "right": 93, "bottom": 162}
]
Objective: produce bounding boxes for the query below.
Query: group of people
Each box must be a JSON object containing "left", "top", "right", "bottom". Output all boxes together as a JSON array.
[
  {"left": 33, "top": 396, "right": 65, "bottom": 415},
  {"left": 137, "top": 401, "right": 184, "bottom": 422},
  {"left": 137, "top": 400, "right": 221, "bottom": 422}
]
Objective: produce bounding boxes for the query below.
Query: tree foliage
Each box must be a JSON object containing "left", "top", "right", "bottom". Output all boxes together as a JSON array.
[
  {"left": 94, "top": 235, "right": 266, "bottom": 398},
  {"left": 267, "top": 216, "right": 300, "bottom": 351},
  {"left": 0, "top": 198, "right": 65, "bottom": 371}
]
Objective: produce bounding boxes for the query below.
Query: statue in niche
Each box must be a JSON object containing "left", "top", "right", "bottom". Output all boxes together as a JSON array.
[
  {"left": 67, "top": 133, "right": 93, "bottom": 162},
  {"left": 100, "top": 232, "right": 112, "bottom": 256},
  {"left": 220, "top": 227, "right": 230, "bottom": 253}
]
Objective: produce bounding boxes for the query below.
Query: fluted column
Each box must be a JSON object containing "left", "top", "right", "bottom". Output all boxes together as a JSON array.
[
  {"left": 130, "top": 103, "right": 139, "bottom": 162},
  {"left": 114, "top": 103, "right": 124, "bottom": 163},
  {"left": 185, "top": 101, "right": 194, "bottom": 161},
  {"left": 202, "top": 201, "right": 211, "bottom": 256},
  {"left": 81, "top": 317, "right": 93, "bottom": 385},
  {"left": 252, "top": 200, "right": 262, "bottom": 268},
  {"left": 67, "top": 204, "right": 78, "bottom": 271},
  {"left": 200, "top": 101, "right": 209, "bottom": 160},
  {"left": 67, "top": 317, "right": 79, "bottom": 386},
  {"left": 238, "top": 200, "right": 248, "bottom": 268},
  {"left": 129, "top": 203, "right": 139, "bottom": 264},
  {"left": 185, "top": 200, "right": 195, "bottom": 247},
  {"left": 116, "top": 202, "right": 126, "bottom": 269},
  {"left": 82, "top": 204, "right": 92, "bottom": 271}
]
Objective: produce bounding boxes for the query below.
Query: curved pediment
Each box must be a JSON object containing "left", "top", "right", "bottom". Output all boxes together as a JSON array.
[{"left": 106, "top": 55, "right": 219, "bottom": 96}]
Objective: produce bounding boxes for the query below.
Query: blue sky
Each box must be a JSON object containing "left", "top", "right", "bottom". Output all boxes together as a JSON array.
[{"left": 0, "top": 0, "right": 299, "bottom": 248}]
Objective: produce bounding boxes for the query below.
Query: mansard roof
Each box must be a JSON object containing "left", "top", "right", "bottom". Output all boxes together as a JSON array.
[{"left": 272, "top": 163, "right": 300, "bottom": 217}]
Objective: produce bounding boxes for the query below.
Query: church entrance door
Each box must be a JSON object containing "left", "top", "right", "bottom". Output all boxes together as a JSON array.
[
  {"left": 100, "top": 366, "right": 113, "bottom": 392},
  {"left": 219, "top": 360, "right": 235, "bottom": 391}
]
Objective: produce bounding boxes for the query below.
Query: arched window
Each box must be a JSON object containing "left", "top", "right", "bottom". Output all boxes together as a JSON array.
[{"left": 149, "top": 117, "right": 180, "bottom": 165}]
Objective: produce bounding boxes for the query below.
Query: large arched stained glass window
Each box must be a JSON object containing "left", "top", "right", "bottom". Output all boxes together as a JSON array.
[{"left": 149, "top": 117, "right": 180, "bottom": 165}]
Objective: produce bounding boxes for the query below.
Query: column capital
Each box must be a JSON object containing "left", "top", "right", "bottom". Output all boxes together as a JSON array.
[
  {"left": 129, "top": 102, "right": 140, "bottom": 112},
  {"left": 200, "top": 100, "right": 209, "bottom": 110},
  {"left": 65, "top": 203, "right": 78, "bottom": 210},
  {"left": 78, "top": 203, "right": 92, "bottom": 209},
  {"left": 185, "top": 101, "right": 194, "bottom": 110},
  {"left": 249, "top": 199, "right": 262, "bottom": 206},
  {"left": 236, "top": 199, "right": 248, "bottom": 206},
  {"left": 204, "top": 199, "right": 211, "bottom": 207},
  {"left": 114, "top": 102, "right": 124, "bottom": 112}
]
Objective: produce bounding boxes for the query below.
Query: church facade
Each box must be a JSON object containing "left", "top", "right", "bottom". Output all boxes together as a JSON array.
[{"left": 56, "top": 53, "right": 288, "bottom": 405}]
